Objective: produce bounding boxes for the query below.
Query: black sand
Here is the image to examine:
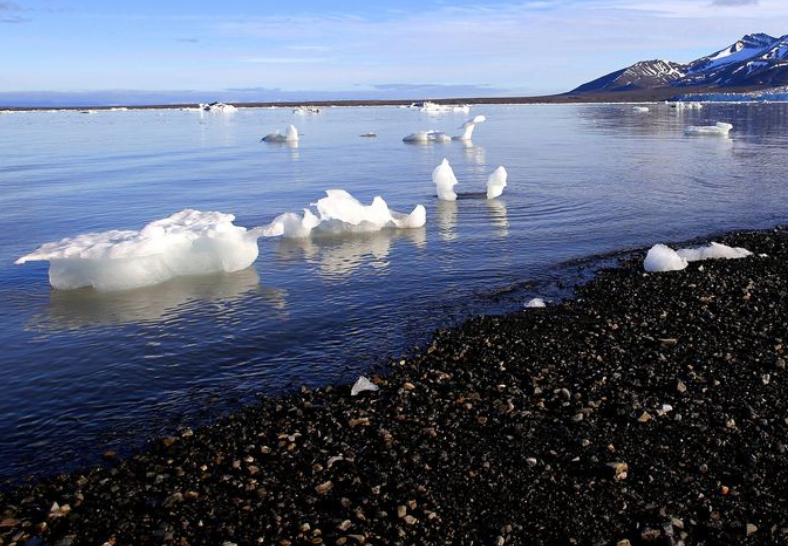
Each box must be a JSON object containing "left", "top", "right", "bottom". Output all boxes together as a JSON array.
[{"left": 2, "top": 228, "right": 788, "bottom": 546}]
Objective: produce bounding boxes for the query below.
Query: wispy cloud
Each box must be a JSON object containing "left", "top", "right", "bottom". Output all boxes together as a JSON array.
[
  {"left": 712, "top": 0, "right": 758, "bottom": 5},
  {"left": 239, "top": 57, "right": 330, "bottom": 64},
  {"left": 0, "top": 15, "right": 29, "bottom": 23}
]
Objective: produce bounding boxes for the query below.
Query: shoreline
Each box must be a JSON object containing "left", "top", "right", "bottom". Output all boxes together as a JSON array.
[
  {"left": 0, "top": 87, "right": 763, "bottom": 112},
  {"left": 3, "top": 226, "right": 788, "bottom": 545}
]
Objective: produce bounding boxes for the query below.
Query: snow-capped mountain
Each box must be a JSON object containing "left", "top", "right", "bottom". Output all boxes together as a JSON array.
[{"left": 573, "top": 33, "right": 788, "bottom": 94}]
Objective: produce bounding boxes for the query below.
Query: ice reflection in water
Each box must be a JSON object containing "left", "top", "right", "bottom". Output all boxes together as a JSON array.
[
  {"left": 275, "top": 229, "right": 427, "bottom": 279},
  {"left": 30, "top": 269, "right": 288, "bottom": 329}
]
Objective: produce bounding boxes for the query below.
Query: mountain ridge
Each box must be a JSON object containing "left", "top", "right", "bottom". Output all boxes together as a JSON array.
[{"left": 573, "top": 33, "right": 788, "bottom": 94}]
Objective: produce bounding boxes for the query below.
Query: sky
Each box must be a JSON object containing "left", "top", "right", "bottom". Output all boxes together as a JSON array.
[{"left": 1, "top": 0, "right": 787, "bottom": 105}]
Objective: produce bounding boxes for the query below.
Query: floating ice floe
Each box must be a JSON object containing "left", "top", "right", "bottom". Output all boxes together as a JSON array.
[
  {"left": 676, "top": 241, "right": 752, "bottom": 262},
  {"left": 16, "top": 210, "right": 261, "bottom": 291},
  {"left": 351, "top": 376, "right": 379, "bottom": 396},
  {"left": 684, "top": 122, "right": 732, "bottom": 136},
  {"left": 643, "top": 244, "right": 689, "bottom": 273},
  {"left": 432, "top": 159, "right": 508, "bottom": 201},
  {"left": 525, "top": 298, "right": 546, "bottom": 308},
  {"left": 433, "top": 159, "right": 459, "bottom": 201},
  {"left": 453, "top": 115, "right": 487, "bottom": 141},
  {"left": 257, "top": 190, "right": 426, "bottom": 239},
  {"left": 262, "top": 125, "right": 299, "bottom": 143},
  {"left": 632, "top": 106, "right": 650, "bottom": 113},
  {"left": 403, "top": 130, "right": 451, "bottom": 143},
  {"left": 486, "top": 166, "right": 508, "bottom": 200},
  {"left": 293, "top": 106, "right": 321, "bottom": 115},
  {"left": 669, "top": 101, "right": 703, "bottom": 110},
  {"left": 420, "top": 101, "right": 470, "bottom": 114},
  {"left": 201, "top": 102, "right": 237, "bottom": 113}
]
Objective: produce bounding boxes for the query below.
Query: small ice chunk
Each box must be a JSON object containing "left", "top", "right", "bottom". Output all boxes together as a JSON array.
[
  {"left": 403, "top": 130, "right": 451, "bottom": 143},
  {"left": 643, "top": 244, "right": 689, "bottom": 273},
  {"left": 633, "top": 106, "right": 649, "bottom": 113},
  {"left": 684, "top": 122, "right": 732, "bottom": 136},
  {"left": 262, "top": 125, "right": 299, "bottom": 142},
  {"left": 453, "top": 114, "right": 487, "bottom": 141},
  {"left": 258, "top": 190, "right": 426, "bottom": 239},
  {"left": 202, "top": 102, "right": 237, "bottom": 113},
  {"left": 486, "top": 166, "right": 508, "bottom": 200},
  {"left": 351, "top": 376, "right": 379, "bottom": 396},
  {"left": 433, "top": 158, "right": 459, "bottom": 201},
  {"left": 676, "top": 241, "right": 752, "bottom": 262},
  {"left": 525, "top": 298, "right": 546, "bottom": 308},
  {"left": 657, "top": 403, "right": 673, "bottom": 416},
  {"left": 420, "top": 101, "right": 470, "bottom": 114},
  {"left": 257, "top": 209, "right": 320, "bottom": 238},
  {"left": 16, "top": 210, "right": 261, "bottom": 291},
  {"left": 293, "top": 106, "right": 320, "bottom": 115}
]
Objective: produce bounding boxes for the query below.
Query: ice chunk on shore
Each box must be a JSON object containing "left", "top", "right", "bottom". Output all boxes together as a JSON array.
[
  {"left": 351, "top": 376, "right": 379, "bottom": 396},
  {"left": 258, "top": 190, "right": 426, "bottom": 239},
  {"left": 676, "top": 242, "right": 752, "bottom": 262},
  {"left": 16, "top": 210, "right": 260, "bottom": 291},
  {"left": 486, "top": 166, "right": 508, "bottom": 200},
  {"left": 433, "top": 159, "right": 459, "bottom": 201},
  {"left": 262, "top": 125, "right": 299, "bottom": 143},
  {"left": 403, "top": 130, "right": 451, "bottom": 143},
  {"left": 525, "top": 298, "right": 546, "bottom": 308},
  {"left": 644, "top": 244, "right": 689, "bottom": 273},
  {"left": 453, "top": 115, "right": 487, "bottom": 141},
  {"left": 684, "top": 122, "right": 732, "bottom": 136}
]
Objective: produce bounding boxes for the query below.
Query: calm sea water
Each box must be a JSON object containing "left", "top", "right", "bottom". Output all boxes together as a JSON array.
[{"left": 1, "top": 103, "right": 787, "bottom": 482}]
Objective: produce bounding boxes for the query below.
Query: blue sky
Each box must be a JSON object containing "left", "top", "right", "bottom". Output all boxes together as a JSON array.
[{"left": 2, "top": 0, "right": 786, "bottom": 104}]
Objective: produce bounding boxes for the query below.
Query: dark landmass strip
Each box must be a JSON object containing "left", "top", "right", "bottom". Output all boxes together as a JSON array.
[
  {"left": 3, "top": 227, "right": 788, "bottom": 545},
  {"left": 0, "top": 86, "right": 770, "bottom": 111}
]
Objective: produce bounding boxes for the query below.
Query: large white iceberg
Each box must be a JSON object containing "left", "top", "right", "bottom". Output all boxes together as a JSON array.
[
  {"left": 486, "top": 166, "right": 508, "bottom": 200},
  {"left": 453, "top": 115, "right": 486, "bottom": 141},
  {"left": 433, "top": 159, "right": 459, "bottom": 201},
  {"left": 684, "top": 122, "right": 732, "bottom": 136},
  {"left": 16, "top": 210, "right": 260, "bottom": 291},
  {"left": 676, "top": 242, "right": 752, "bottom": 262},
  {"left": 262, "top": 125, "right": 299, "bottom": 143},
  {"left": 643, "top": 244, "right": 689, "bottom": 273},
  {"left": 258, "top": 190, "right": 426, "bottom": 239}
]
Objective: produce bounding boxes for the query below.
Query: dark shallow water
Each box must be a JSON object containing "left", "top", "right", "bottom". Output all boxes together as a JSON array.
[{"left": 1, "top": 103, "right": 787, "bottom": 482}]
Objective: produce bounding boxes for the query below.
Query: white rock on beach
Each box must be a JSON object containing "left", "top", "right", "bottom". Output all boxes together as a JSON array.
[{"left": 351, "top": 376, "right": 379, "bottom": 396}]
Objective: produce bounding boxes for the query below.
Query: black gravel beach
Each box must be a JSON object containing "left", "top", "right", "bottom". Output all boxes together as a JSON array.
[{"left": 3, "top": 227, "right": 788, "bottom": 546}]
